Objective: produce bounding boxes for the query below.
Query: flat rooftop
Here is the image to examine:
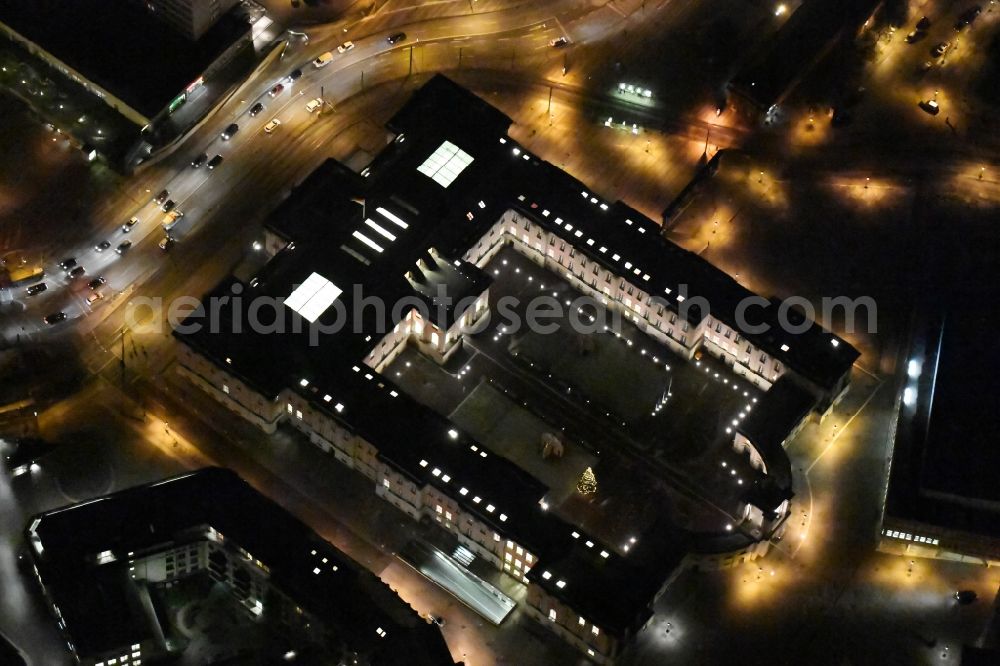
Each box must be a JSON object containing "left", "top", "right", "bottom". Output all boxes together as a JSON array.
[
  {"left": 886, "top": 302, "right": 1000, "bottom": 541},
  {"left": 0, "top": 0, "right": 250, "bottom": 119},
  {"left": 27, "top": 468, "right": 454, "bottom": 663}
]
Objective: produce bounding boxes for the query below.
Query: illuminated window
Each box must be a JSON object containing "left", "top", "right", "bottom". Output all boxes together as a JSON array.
[
  {"left": 592, "top": 626, "right": 599, "bottom": 636},
  {"left": 548, "top": 609, "right": 557, "bottom": 621}
]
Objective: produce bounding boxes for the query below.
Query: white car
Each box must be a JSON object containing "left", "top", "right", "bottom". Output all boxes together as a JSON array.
[
  {"left": 312, "top": 51, "right": 334, "bottom": 68},
  {"left": 264, "top": 118, "right": 281, "bottom": 134},
  {"left": 305, "top": 98, "right": 324, "bottom": 113},
  {"left": 337, "top": 41, "right": 355, "bottom": 54}
]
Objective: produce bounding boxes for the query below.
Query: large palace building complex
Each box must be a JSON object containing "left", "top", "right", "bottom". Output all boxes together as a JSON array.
[{"left": 174, "top": 76, "right": 859, "bottom": 662}]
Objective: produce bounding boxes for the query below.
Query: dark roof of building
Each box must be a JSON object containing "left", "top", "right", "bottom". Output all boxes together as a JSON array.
[
  {"left": 0, "top": 632, "right": 27, "bottom": 666},
  {"left": 885, "top": 302, "right": 1000, "bottom": 542},
  {"left": 27, "top": 468, "right": 454, "bottom": 663},
  {"left": 175, "top": 74, "right": 854, "bottom": 635},
  {"left": 737, "top": 375, "right": 816, "bottom": 497},
  {"left": 728, "top": 0, "right": 881, "bottom": 111},
  {"left": 0, "top": 0, "right": 250, "bottom": 119}
]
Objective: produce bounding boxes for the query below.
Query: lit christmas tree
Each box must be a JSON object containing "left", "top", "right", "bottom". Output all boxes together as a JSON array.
[{"left": 577, "top": 467, "right": 597, "bottom": 495}]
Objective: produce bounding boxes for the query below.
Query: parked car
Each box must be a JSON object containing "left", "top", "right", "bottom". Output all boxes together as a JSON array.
[
  {"left": 550, "top": 37, "right": 569, "bottom": 47},
  {"left": 250, "top": 102, "right": 264, "bottom": 116},
  {"left": 43, "top": 312, "right": 66, "bottom": 325},
  {"left": 387, "top": 32, "right": 406, "bottom": 45},
  {"left": 905, "top": 30, "right": 925, "bottom": 43},
  {"left": 264, "top": 118, "right": 281, "bottom": 134},
  {"left": 931, "top": 42, "right": 950, "bottom": 57},
  {"left": 207, "top": 154, "right": 224, "bottom": 169},
  {"left": 122, "top": 216, "right": 139, "bottom": 232},
  {"left": 221, "top": 123, "right": 239, "bottom": 140},
  {"left": 26, "top": 283, "right": 47, "bottom": 296},
  {"left": 153, "top": 189, "right": 169, "bottom": 205},
  {"left": 116, "top": 240, "right": 132, "bottom": 255},
  {"left": 313, "top": 51, "right": 334, "bottom": 68},
  {"left": 269, "top": 83, "right": 284, "bottom": 97},
  {"left": 59, "top": 257, "right": 77, "bottom": 271},
  {"left": 955, "top": 590, "right": 977, "bottom": 605},
  {"left": 916, "top": 16, "right": 931, "bottom": 31},
  {"left": 305, "top": 97, "right": 324, "bottom": 113},
  {"left": 919, "top": 99, "right": 940, "bottom": 115},
  {"left": 191, "top": 152, "right": 208, "bottom": 168},
  {"left": 955, "top": 6, "right": 981, "bottom": 30},
  {"left": 337, "top": 41, "right": 355, "bottom": 53},
  {"left": 94, "top": 240, "right": 111, "bottom": 252},
  {"left": 88, "top": 276, "right": 106, "bottom": 290}
]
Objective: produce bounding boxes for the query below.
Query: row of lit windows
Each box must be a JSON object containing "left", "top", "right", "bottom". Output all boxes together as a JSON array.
[
  {"left": 884, "top": 529, "right": 939, "bottom": 545},
  {"left": 94, "top": 644, "right": 141, "bottom": 666}
]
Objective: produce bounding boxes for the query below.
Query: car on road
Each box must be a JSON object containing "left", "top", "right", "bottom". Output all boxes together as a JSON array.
[
  {"left": 162, "top": 199, "right": 176, "bottom": 213},
  {"left": 207, "top": 154, "right": 224, "bottom": 169},
  {"left": 163, "top": 210, "right": 184, "bottom": 231},
  {"left": 122, "top": 216, "right": 139, "bottom": 232},
  {"left": 337, "top": 41, "right": 355, "bottom": 53},
  {"left": 305, "top": 97, "right": 324, "bottom": 113},
  {"left": 264, "top": 118, "right": 281, "bottom": 134},
  {"left": 955, "top": 6, "right": 981, "bottom": 30},
  {"left": 115, "top": 240, "right": 132, "bottom": 255},
  {"left": 3, "top": 438, "right": 59, "bottom": 477},
  {"left": 88, "top": 276, "right": 106, "bottom": 290},
  {"left": 59, "top": 258, "right": 77, "bottom": 271},
  {"left": 159, "top": 236, "right": 175, "bottom": 251},
  {"left": 931, "top": 42, "right": 950, "bottom": 57},
  {"left": 250, "top": 102, "right": 265, "bottom": 116},
  {"left": 313, "top": 51, "right": 334, "bottom": 68},
  {"left": 86, "top": 291, "right": 103, "bottom": 305},
  {"left": 67, "top": 265, "right": 85, "bottom": 279},
  {"left": 269, "top": 83, "right": 284, "bottom": 97},
  {"left": 386, "top": 32, "right": 406, "bottom": 45},
  {"left": 191, "top": 152, "right": 208, "bottom": 168},
  {"left": 550, "top": 36, "right": 569, "bottom": 47},
  {"left": 955, "top": 590, "right": 977, "bottom": 604},
  {"left": 43, "top": 312, "right": 66, "bottom": 325},
  {"left": 919, "top": 99, "right": 940, "bottom": 115},
  {"left": 95, "top": 240, "right": 111, "bottom": 252},
  {"left": 221, "top": 123, "right": 239, "bottom": 140},
  {"left": 287, "top": 68, "right": 302, "bottom": 82},
  {"left": 153, "top": 189, "right": 169, "bottom": 205},
  {"left": 831, "top": 109, "right": 852, "bottom": 127},
  {"left": 26, "top": 283, "right": 47, "bottom": 296}
]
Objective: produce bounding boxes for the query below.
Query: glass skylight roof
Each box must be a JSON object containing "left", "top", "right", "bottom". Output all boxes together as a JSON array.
[
  {"left": 417, "top": 140, "right": 474, "bottom": 188},
  {"left": 285, "top": 272, "right": 342, "bottom": 323}
]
